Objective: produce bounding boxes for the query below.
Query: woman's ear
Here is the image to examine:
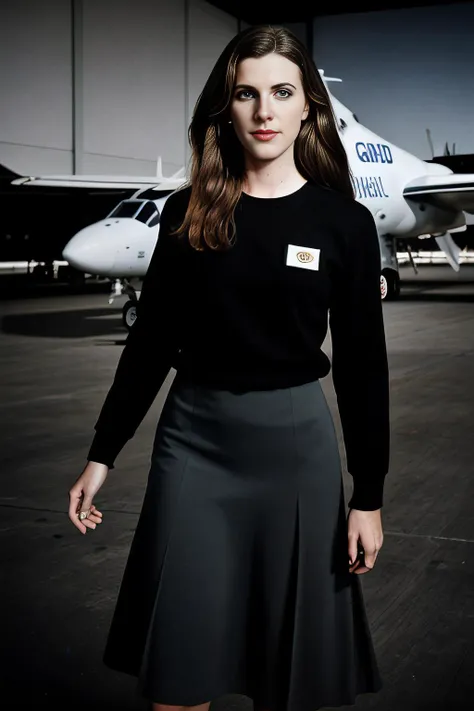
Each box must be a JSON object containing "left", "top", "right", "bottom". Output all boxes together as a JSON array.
[{"left": 302, "top": 104, "right": 309, "bottom": 121}]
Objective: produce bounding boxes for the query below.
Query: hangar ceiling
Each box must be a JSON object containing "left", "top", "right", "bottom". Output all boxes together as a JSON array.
[{"left": 205, "top": 0, "right": 473, "bottom": 24}]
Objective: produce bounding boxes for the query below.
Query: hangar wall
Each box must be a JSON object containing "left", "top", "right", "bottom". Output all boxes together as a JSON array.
[
  {"left": 312, "top": 2, "right": 474, "bottom": 161},
  {"left": 0, "top": 0, "right": 238, "bottom": 178},
  {"left": 4, "top": 1, "right": 470, "bottom": 179},
  {"left": 0, "top": 0, "right": 73, "bottom": 175}
]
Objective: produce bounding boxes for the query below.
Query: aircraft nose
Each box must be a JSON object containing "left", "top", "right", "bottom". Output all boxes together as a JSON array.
[{"left": 62, "top": 226, "right": 115, "bottom": 275}]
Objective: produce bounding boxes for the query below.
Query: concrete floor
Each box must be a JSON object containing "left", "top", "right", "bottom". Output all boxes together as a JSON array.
[{"left": 1, "top": 263, "right": 473, "bottom": 711}]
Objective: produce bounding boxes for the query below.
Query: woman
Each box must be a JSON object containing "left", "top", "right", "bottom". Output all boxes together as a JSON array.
[{"left": 68, "top": 24, "right": 389, "bottom": 711}]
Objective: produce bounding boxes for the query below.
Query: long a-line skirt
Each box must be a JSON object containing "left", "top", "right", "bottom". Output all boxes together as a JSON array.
[{"left": 103, "top": 374, "right": 383, "bottom": 711}]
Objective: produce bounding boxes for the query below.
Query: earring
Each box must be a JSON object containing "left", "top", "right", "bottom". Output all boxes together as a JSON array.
[{"left": 228, "top": 120, "right": 232, "bottom": 124}]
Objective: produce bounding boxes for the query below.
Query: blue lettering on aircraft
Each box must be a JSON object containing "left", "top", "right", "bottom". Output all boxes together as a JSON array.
[
  {"left": 355, "top": 142, "right": 393, "bottom": 164},
  {"left": 352, "top": 175, "right": 389, "bottom": 199}
]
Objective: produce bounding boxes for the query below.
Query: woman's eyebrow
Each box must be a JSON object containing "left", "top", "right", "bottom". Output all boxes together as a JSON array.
[{"left": 234, "top": 82, "right": 297, "bottom": 91}]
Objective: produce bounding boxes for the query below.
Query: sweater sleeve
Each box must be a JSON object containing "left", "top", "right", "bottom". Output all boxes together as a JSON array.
[
  {"left": 87, "top": 194, "right": 183, "bottom": 469},
  {"left": 328, "top": 204, "right": 390, "bottom": 510}
]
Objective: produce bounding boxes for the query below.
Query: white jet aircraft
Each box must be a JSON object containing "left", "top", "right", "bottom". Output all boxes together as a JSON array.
[{"left": 13, "top": 74, "right": 474, "bottom": 329}]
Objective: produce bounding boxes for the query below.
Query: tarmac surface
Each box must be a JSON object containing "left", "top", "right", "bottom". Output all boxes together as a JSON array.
[{"left": 1, "top": 263, "right": 473, "bottom": 711}]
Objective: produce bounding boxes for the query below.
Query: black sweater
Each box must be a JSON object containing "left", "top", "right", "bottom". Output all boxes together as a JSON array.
[{"left": 88, "top": 181, "right": 390, "bottom": 510}]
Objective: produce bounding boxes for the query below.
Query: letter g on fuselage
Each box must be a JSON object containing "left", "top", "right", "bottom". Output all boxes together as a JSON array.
[{"left": 356, "top": 142, "right": 393, "bottom": 164}]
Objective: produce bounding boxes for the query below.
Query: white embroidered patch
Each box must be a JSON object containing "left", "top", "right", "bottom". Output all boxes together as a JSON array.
[{"left": 286, "top": 244, "right": 321, "bottom": 271}]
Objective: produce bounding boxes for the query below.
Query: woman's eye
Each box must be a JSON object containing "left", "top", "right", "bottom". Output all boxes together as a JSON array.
[
  {"left": 236, "top": 90, "right": 254, "bottom": 100},
  {"left": 235, "top": 89, "right": 292, "bottom": 100}
]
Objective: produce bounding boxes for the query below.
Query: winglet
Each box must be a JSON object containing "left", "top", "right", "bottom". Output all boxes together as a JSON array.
[
  {"left": 156, "top": 155, "right": 163, "bottom": 179},
  {"left": 319, "top": 69, "right": 342, "bottom": 83},
  {"left": 434, "top": 232, "right": 461, "bottom": 272}
]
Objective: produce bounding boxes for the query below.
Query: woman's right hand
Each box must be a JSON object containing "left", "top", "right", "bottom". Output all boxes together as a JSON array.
[{"left": 68, "top": 461, "right": 109, "bottom": 534}]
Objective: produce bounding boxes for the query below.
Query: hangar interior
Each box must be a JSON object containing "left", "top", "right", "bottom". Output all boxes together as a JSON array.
[{"left": 1, "top": 3, "right": 474, "bottom": 711}]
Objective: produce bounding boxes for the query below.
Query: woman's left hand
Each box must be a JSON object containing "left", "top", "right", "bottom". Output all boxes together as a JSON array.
[{"left": 347, "top": 508, "right": 383, "bottom": 574}]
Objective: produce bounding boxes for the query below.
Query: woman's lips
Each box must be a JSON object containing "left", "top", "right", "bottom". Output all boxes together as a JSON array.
[{"left": 251, "top": 131, "right": 278, "bottom": 141}]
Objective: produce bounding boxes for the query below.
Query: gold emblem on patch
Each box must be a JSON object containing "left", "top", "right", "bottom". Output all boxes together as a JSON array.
[{"left": 296, "top": 251, "right": 314, "bottom": 263}]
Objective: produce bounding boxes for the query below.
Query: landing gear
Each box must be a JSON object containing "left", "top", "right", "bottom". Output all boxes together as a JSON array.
[
  {"left": 380, "top": 268, "right": 400, "bottom": 301},
  {"left": 378, "top": 233, "right": 401, "bottom": 300},
  {"left": 122, "top": 300, "right": 137, "bottom": 330},
  {"left": 108, "top": 278, "right": 141, "bottom": 331}
]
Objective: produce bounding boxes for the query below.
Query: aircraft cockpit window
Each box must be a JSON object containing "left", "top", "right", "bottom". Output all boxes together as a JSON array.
[
  {"left": 353, "top": 113, "right": 359, "bottom": 123},
  {"left": 135, "top": 201, "right": 159, "bottom": 225},
  {"left": 108, "top": 199, "right": 160, "bottom": 226},
  {"left": 108, "top": 200, "right": 144, "bottom": 218}
]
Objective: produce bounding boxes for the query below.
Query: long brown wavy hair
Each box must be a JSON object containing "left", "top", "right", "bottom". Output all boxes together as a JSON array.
[{"left": 174, "top": 24, "right": 354, "bottom": 251}]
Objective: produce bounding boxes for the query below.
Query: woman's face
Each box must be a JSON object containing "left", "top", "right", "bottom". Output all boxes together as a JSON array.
[{"left": 229, "top": 52, "right": 309, "bottom": 165}]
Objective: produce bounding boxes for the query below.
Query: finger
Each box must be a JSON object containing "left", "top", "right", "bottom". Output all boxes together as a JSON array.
[
  {"left": 68, "top": 490, "right": 85, "bottom": 529},
  {"left": 87, "top": 513, "right": 103, "bottom": 524},
  {"left": 349, "top": 541, "right": 365, "bottom": 568},
  {"left": 349, "top": 562, "right": 361, "bottom": 574},
  {"left": 75, "top": 496, "right": 95, "bottom": 526},
  {"left": 68, "top": 489, "right": 95, "bottom": 535},
  {"left": 348, "top": 536, "right": 359, "bottom": 566},
  {"left": 73, "top": 513, "right": 99, "bottom": 535},
  {"left": 354, "top": 564, "right": 372, "bottom": 575},
  {"left": 70, "top": 512, "right": 87, "bottom": 534},
  {"left": 348, "top": 554, "right": 360, "bottom": 571},
  {"left": 353, "top": 550, "right": 379, "bottom": 574},
  {"left": 363, "top": 549, "right": 378, "bottom": 570},
  {"left": 82, "top": 518, "right": 97, "bottom": 531},
  {"left": 70, "top": 504, "right": 96, "bottom": 533},
  {"left": 349, "top": 541, "right": 369, "bottom": 572}
]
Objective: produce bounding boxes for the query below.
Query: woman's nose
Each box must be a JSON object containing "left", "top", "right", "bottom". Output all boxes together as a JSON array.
[{"left": 254, "top": 98, "right": 274, "bottom": 122}]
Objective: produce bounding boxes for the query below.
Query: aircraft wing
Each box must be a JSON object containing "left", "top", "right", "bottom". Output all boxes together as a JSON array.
[
  {"left": 11, "top": 157, "right": 187, "bottom": 191},
  {"left": 11, "top": 174, "right": 185, "bottom": 190},
  {"left": 403, "top": 173, "right": 474, "bottom": 213}
]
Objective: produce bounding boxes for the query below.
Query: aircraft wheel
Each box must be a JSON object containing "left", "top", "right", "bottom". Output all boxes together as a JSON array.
[
  {"left": 122, "top": 300, "right": 137, "bottom": 330},
  {"left": 380, "top": 269, "right": 400, "bottom": 300}
]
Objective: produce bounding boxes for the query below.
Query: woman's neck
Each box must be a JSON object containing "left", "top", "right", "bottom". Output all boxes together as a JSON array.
[{"left": 242, "top": 155, "right": 306, "bottom": 198}]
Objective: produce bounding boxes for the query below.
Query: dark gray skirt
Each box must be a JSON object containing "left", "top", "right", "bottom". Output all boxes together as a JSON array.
[{"left": 103, "top": 374, "right": 383, "bottom": 711}]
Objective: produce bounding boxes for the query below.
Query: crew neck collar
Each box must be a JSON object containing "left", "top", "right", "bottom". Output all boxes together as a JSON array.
[{"left": 241, "top": 181, "right": 310, "bottom": 202}]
